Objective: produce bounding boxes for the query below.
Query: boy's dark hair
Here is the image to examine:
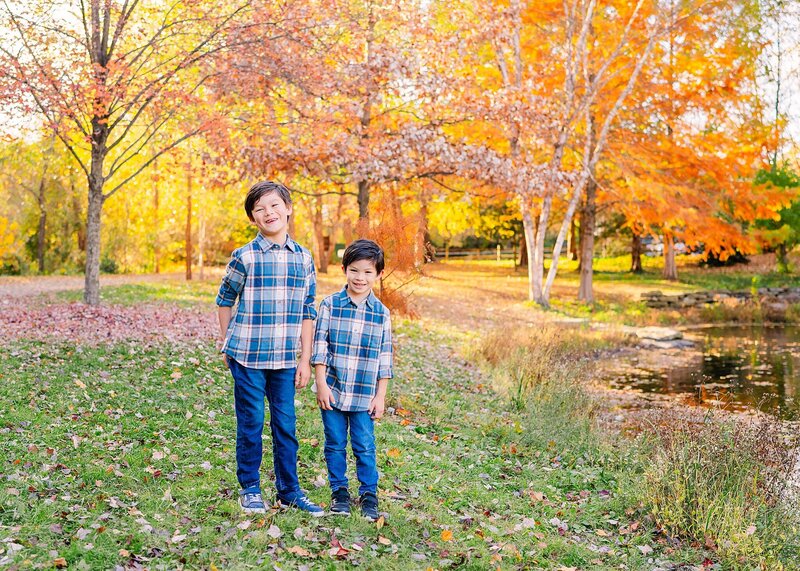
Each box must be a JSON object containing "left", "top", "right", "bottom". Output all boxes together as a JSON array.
[
  {"left": 342, "top": 239, "right": 385, "bottom": 273},
  {"left": 244, "top": 181, "right": 292, "bottom": 221}
]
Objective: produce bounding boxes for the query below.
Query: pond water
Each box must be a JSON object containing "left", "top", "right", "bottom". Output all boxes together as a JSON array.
[{"left": 607, "top": 325, "right": 800, "bottom": 420}]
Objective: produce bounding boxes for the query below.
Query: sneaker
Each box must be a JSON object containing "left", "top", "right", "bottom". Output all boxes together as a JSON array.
[
  {"left": 330, "top": 487, "right": 351, "bottom": 516},
  {"left": 277, "top": 492, "right": 325, "bottom": 517},
  {"left": 360, "top": 492, "right": 379, "bottom": 522},
  {"left": 239, "top": 491, "right": 267, "bottom": 514}
]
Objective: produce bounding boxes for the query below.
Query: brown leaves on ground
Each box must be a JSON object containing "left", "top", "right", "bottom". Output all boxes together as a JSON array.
[{"left": 0, "top": 299, "right": 216, "bottom": 345}]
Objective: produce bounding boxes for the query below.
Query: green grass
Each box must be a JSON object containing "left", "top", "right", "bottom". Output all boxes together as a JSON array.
[
  {"left": 3, "top": 321, "right": 694, "bottom": 569},
  {"left": 51, "top": 281, "right": 220, "bottom": 307},
  {"left": 4, "top": 278, "right": 799, "bottom": 568}
]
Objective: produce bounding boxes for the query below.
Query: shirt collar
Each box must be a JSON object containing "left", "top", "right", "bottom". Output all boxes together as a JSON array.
[
  {"left": 256, "top": 233, "right": 298, "bottom": 253},
  {"left": 339, "top": 285, "right": 376, "bottom": 309}
]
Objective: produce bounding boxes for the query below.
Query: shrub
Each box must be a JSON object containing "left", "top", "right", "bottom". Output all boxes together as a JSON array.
[
  {"left": 642, "top": 412, "right": 800, "bottom": 567},
  {"left": 100, "top": 256, "right": 119, "bottom": 274}
]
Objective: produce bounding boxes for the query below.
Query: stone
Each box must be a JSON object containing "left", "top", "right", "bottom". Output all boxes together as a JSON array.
[{"left": 634, "top": 326, "right": 683, "bottom": 341}]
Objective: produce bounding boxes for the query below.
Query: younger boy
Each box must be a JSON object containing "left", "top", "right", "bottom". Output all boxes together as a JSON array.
[
  {"left": 216, "top": 181, "right": 323, "bottom": 517},
  {"left": 311, "top": 239, "right": 393, "bottom": 521}
]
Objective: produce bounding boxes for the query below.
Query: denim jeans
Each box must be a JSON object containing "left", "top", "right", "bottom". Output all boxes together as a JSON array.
[
  {"left": 321, "top": 408, "right": 378, "bottom": 495},
  {"left": 228, "top": 358, "right": 300, "bottom": 497}
]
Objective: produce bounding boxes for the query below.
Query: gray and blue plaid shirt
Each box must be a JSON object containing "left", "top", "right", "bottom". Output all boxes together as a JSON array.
[
  {"left": 311, "top": 287, "right": 393, "bottom": 412},
  {"left": 216, "top": 234, "right": 317, "bottom": 369}
]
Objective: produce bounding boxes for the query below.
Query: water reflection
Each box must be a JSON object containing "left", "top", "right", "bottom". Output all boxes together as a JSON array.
[{"left": 607, "top": 326, "right": 800, "bottom": 419}]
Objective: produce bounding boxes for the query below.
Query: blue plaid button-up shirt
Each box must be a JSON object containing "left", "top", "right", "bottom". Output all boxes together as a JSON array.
[
  {"left": 216, "top": 234, "right": 317, "bottom": 369},
  {"left": 311, "top": 287, "right": 393, "bottom": 412}
]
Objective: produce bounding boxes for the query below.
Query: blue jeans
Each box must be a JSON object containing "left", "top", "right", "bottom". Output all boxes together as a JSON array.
[
  {"left": 228, "top": 359, "right": 300, "bottom": 497},
  {"left": 321, "top": 408, "right": 378, "bottom": 495}
]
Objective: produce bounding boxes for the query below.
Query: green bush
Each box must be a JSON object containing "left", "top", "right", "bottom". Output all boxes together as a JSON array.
[
  {"left": 100, "top": 256, "right": 119, "bottom": 274},
  {"left": 642, "top": 414, "right": 800, "bottom": 568}
]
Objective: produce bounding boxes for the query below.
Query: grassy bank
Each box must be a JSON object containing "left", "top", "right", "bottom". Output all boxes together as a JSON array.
[{"left": 470, "top": 325, "right": 800, "bottom": 569}]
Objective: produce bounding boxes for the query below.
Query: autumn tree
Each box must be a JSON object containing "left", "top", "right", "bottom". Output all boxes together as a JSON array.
[
  {"left": 607, "top": 0, "right": 786, "bottom": 282},
  {"left": 0, "top": 0, "right": 248, "bottom": 303}
]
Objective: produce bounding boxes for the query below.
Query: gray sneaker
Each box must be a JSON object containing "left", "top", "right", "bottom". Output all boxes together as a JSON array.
[{"left": 239, "top": 491, "right": 267, "bottom": 514}]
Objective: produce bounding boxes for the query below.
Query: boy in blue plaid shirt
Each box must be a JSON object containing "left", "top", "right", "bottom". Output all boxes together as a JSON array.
[
  {"left": 216, "top": 181, "right": 323, "bottom": 516},
  {"left": 311, "top": 239, "right": 393, "bottom": 521}
]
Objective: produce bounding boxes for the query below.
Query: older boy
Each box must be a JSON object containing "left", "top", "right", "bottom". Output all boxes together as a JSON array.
[
  {"left": 216, "top": 181, "right": 323, "bottom": 517},
  {"left": 311, "top": 239, "right": 393, "bottom": 521}
]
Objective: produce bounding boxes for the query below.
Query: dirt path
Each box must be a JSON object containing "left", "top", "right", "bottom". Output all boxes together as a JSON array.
[{"left": 0, "top": 273, "right": 189, "bottom": 298}]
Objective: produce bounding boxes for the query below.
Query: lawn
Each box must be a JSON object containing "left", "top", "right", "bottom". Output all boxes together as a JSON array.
[{"left": 1, "top": 262, "right": 798, "bottom": 569}]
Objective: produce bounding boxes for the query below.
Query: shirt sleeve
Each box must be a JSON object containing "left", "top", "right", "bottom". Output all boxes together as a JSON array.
[
  {"left": 216, "top": 249, "right": 246, "bottom": 307},
  {"left": 310, "top": 298, "right": 331, "bottom": 366},
  {"left": 378, "top": 311, "right": 393, "bottom": 379},
  {"left": 303, "top": 252, "right": 318, "bottom": 320}
]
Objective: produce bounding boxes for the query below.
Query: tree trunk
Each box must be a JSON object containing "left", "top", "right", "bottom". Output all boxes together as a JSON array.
[
  {"left": 198, "top": 212, "right": 205, "bottom": 280},
  {"left": 84, "top": 123, "right": 107, "bottom": 305},
  {"left": 357, "top": 179, "right": 370, "bottom": 229},
  {"left": 517, "top": 233, "right": 527, "bottom": 267},
  {"left": 185, "top": 161, "right": 193, "bottom": 281},
  {"left": 522, "top": 207, "right": 537, "bottom": 302},
  {"left": 313, "top": 196, "right": 328, "bottom": 273},
  {"left": 777, "top": 243, "right": 789, "bottom": 273},
  {"left": 663, "top": 233, "right": 678, "bottom": 280},
  {"left": 36, "top": 176, "right": 46, "bottom": 274},
  {"left": 84, "top": 182, "right": 104, "bottom": 305},
  {"left": 415, "top": 197, "right": 430, "bottom": 267},
  {"left": 568, "top": 218, "right": 579, "bottom": 261},
  {"left": 153, "top": 160, "right": 160, "bottom": 274},
  {"left": 577, "top": 177, "right": 597, "bottom": 303},
  {"left": 631, "top": 233, "right": 643, "bottom": 273},
  {"left": 532, "top": 197, "right": 550, "bottom": 306}
]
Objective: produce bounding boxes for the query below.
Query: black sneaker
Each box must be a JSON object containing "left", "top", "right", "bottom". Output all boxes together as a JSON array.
[
  {"left": 360, "top": 492, "right": 379, "bottom": 522},
  {"left": 330, "top": 487, "right": 351, "bottom": 516}
]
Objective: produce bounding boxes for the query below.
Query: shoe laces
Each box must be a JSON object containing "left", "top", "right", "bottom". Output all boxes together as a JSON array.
[
  {"left": 294, "top": 494, "right": 316, "bottom": 509},
  {"left": 242, "top": 492, "right": 263, "bottom": 505}
]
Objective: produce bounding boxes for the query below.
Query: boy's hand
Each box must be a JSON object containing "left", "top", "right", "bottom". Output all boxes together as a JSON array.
[
  {"left": 316, "top": 383, "right": 335, "bottom": 410},
  {"left": 295, "top": 360, "right": 311, "bottom": 389},
  {"left": 368, "top": 394, "right": 385, "bottom": 420}
]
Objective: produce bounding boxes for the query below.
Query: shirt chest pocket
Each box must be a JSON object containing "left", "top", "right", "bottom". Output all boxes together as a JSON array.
[
  {"left": 358, "top": 325, "right": 382, "bottom": 358},
  {"left": 286, "top": 258, "right": 305, "bottom": 290}
]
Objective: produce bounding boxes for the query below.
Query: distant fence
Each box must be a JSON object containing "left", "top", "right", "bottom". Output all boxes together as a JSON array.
[{"left": 437, "top": 248, "right": 517, "bottom": 261}]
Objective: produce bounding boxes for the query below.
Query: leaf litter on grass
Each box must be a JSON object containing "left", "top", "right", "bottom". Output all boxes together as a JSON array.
[{"left": 0, "top": 285, "right": 718, "bottom": 570}]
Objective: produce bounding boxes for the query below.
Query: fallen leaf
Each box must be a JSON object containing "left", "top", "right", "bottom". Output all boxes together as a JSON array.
[
  {"left": 237, "top": 520, "right": 252, "bottom": 530},
  {"left": 386, "top": 448, "right": 401, "bottom": 458},
  {"left": 637, "top": 545, "right": 654, "bottom": 555},
  {"left": 595, "top": 529, "right": 611, "bottom": 537},
  {"left": 54, "top": 558, "right": 68, "bottom": 569},
  {"left": 287, "top": 545, "right": 312, "bottom": 557},
  {"left": 377, "top": 535, "right": 392, "bottom": 545},
  {"left": 267, "top": 524, "right": 282, "bottom": 538},
  {"left": 119, "top": 549, "right": 130, "bottom": 557},
  {"left": 375, "top": 515, "right": 385, "bottom": 530},
  {"left": 745, "top": 524, "right": 757, "bottom": 536},
  {"left": 441, "top": 529, "right": 453, "bottom": 542}
]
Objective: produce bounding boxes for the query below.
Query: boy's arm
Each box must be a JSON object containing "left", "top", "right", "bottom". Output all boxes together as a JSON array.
[
  {"left": 217, "top": 306, "right": 232, "bottom": 365},
  {"left": 311, "top": 299, "right": 335, "bottom": 409},
  {"left": 370, "top": 312, "right": 393, "bottom": 419},
  {"left": 368, "top": 378, "right": 389, "bottom": 419},
  {"left": 215, "top": 249, "right": 246, "bottom": 365},
  {"left": 295, "top": 319, "right": 313, "bottom": 388},
  {"left": 295, "top": 251, "right": 318, "bottom": 388}
]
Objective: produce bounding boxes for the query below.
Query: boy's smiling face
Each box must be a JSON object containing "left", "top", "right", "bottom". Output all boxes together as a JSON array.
[
  {"left": 344, "top": 258, "right": 382, "bottom": 300},
  {"left": 250, "top": 191, "right": 292, "bottom": 242}
]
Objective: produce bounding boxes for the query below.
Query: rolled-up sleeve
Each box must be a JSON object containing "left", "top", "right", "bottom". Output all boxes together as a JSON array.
[
  {"left": 303, "top": 253, "right": 318, "bottom": 320},
  {"left": 310, "top": 298, "right": 330, "bottom": 366},
  {"left": 216, "top": 250, "right": 246, "bottom": 307},
  {"left": 378, "top": 312, "right": 393, "bottom": 379}
]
